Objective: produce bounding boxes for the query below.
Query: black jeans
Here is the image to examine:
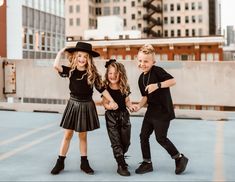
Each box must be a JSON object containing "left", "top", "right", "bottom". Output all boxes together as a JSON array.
[
  {"left": 105, "top": 109, "right": 131, "bottom": 158},
  {"left": 140, "top": 107, "right": 180, "bottom": 160}
]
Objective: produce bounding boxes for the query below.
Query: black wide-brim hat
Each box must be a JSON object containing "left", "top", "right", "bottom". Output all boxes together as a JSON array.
[{"left": 65, "top": 41, "right": 100, "bottom": 57}]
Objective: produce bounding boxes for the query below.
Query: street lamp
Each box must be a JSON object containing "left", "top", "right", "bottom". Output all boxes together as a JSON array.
[{"left": 0, "top": 0, "right": 4, "bottom": 6}]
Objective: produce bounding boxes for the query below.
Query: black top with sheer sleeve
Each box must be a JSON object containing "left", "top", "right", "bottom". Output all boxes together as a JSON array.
[{"left": 59, "top": 65, "right": 105, "bottom": 100}]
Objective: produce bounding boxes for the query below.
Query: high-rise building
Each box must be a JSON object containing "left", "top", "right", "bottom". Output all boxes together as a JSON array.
[
  {"left": 0, "top": 0, "right": 65, "bottom": 59},
  {"left": 226, "top": 26, "right": 235, "bottom": 46},
  {"left": 65, "top": 0, "right": 221, "bottom": 40}
]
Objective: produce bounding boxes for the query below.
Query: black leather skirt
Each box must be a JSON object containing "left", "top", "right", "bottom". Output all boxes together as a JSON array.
[{"left": 60, "top": 96, "right": 100, "bottom": 132}]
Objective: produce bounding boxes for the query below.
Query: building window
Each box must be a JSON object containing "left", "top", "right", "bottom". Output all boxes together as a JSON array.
[
  {"left": 103, "top": 7, "right": 110, "bottom": 15},
  {"left": 123, "top": 6, "right": 126, "bottom": 14},
  {"left": 191, "top": 2, "right": 195, "bottom": 10},
  {"left": 69, "top": 5, "right": 73, "bottom": 13},
  {"left": 192, "top": 16, "right": 196, "bottom": 23},
  {"left": 177, "top": 16, "right": 181, "bottom": 23},
  {"left": 170, "top": 4, "right": 174, "bottom": 11},
  {"left": 170, "top": 16, "right": 174, "bottom": 24},
  {"left": 138, "top": 23, "right": 142, "bottom": 28},
  {"left": 185, "top": 3, "right": 189, "bottom": 10},
  {"left": 69, "top": 18, "right": 73, "bottom": 26},
  {"left": 198, "top": 2, "right": 202, "bottom": 10},
  {"left": 185, "top": 16, "right": 189, "bottom": 23},
  {"left": 124, "top": 19, "right": 127, "bottom": 26},
  {"left": 198, "top": 15, "right": 203, "bottom": 23},
  {"left": 76, "top": 18, "right": 80, "bottom": 26},
  {"left": 132, "top": 14, "right": 136, "bottom": 20},
  {"left": 138, "top": 10, "right": 141, "bottom": 17},
  {"left": 177, "top": 29, "right": 181, "bottom": 36},
  {"left": 199, "top": 28, "right": 203, "bottom": 36},
  {"left": 164, "top": 17, "right": 168, "bottom": 24},
  {"left": 192, "top": 29, "right": 196, "bottom": 36},
  {"left": 164, "top": 4, "right": 167, "bottom": 11},
  {"left": 96, "top": 7, "right": 102, "bottom": 15},
  {"left": 171, "top": 30, "right": 174, "bottom": 37},
  {"left": 185, "top": 29, "right": 189, "bottom": 36},
  {"left": 177, "top": 3, "right": 181, "bottom": 11},
  {"left": 113, "top": 7, "right": 120, "bottom": 15},
  {"left": 76, "top": 5, "right": 80, "bottom": 13},
  {"left": 131, "top": 1, "right": 135, "bottom": 7},
  {"left": 164, "top": 30, "right": 168, "bottom": 37}
]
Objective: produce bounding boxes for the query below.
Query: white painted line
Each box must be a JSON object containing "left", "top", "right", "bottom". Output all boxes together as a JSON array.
[
  {"left": 0, "top": 130, "right": 62, "bottom": 161},
  {"left": 0, "top": 123, "right": 56, "bottom": 146},
  {"left": 214, "top": 121, "right": 225, "bottom": 182}
]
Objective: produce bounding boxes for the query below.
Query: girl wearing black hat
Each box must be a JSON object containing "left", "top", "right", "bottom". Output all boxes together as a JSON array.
[
  {"left": 102, "top": 59, "right": 135, "bottom": 176},
  {"left": 50, "top": 42, "right": 118, "bottom": 175}
]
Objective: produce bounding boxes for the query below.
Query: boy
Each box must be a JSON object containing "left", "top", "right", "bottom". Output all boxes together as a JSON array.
[{"left": 133, "top": 44, "right": 188, "bottom": 175}]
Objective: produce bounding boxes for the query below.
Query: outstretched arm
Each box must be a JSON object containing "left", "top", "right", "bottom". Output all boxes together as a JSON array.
[
  {"left": 125, "top": 96, "right": 135, "bottom": 112},
  {"left": 133, "top": 96, "right": 147, "bottom": 112}
]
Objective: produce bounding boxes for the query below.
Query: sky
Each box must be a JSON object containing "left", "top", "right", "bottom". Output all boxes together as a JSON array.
[{"left": 221, "top": 0, "right": 235, "bottom": 29}]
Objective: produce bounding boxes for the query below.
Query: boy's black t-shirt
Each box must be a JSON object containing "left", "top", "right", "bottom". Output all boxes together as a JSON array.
[
  {"left": 138, "top": 65, "right": 175, "bottom": 120},
  {"left": 59, "top": 65, "right": 105, "bottom": 99},
  {"left": 106, "top": 86, "right": 129, "bottom": 111}
]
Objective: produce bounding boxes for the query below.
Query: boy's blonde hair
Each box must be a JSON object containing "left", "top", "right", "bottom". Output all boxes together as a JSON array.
[
  {"left": 104, "top": 61, "right": 130, "bottom": 96},
  {"left": 66, "top": 51, "right": 103, "bottom": 89},
  {"left": 138, "top": 44, "right": 156, "bottom": 59}
]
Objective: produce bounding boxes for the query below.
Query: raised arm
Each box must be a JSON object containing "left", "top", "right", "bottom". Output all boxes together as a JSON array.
[{"left": 53, "top": 48, "right": 66, "bottom": 73}]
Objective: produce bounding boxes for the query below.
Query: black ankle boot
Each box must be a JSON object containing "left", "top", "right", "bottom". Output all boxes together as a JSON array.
[
  {"left": 116, "top": 155, "right": 130, "bottom": 176},
  {"left": 51, "top": 156, "right": 65, "bottom": 175},
  {"left": 80, "top": 157, "right": 94, "bottom": 175}
]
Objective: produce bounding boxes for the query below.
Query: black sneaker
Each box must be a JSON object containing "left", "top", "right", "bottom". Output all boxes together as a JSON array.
[
  {"left": 175, "top": 154, "right": 188, "bottom": 174},
  {"left": 135, "top": 161, "right": 153, "bottom": 174},
  {"left": 117, "top": 165, "right": 130, "bottom": 176}
]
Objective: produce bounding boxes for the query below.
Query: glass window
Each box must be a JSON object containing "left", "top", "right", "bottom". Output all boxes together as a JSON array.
[
  {"left": 69, "top": 5, "right": 73, "bottom": 13},
  {"left": 164, "top": 30, "right": 168, "bottom": 37},
  {"left": 164, "top": 17, "right": 168, "bottom": 24},
  {"left": 76, "top": 5, "right": 80, "bottom": 13},
  {"left": 198, "top": 2, "right": 202, "bottom": 10},
  {"left": 177, "top": 16, "right": 181, "bottom": 23},
  {"left": 76, "top": 18, "right": 80, "bottom": 26},
  {"left": 164, "top": 4, "right": 167, "bottom": 11},
  {"left": 177, "top": 3, "right": 180, "bottom": 11},
  {"left": 185, "top": 16, "right": 189, "bottom": 23},
  {"left": 131, "top": 1, "right": 135, "bottom": 7},
  {"left": 171, "top": 30, "right": 174, "bottom": 37},
  {"left": 191, "top": 2, "right": 195, "bottom": 10},
  {"left": 69, "top": 18, "right": 73, "bottom": 26},
  {"left": 177, "top": 29, "right": 181, "bottom": 36},
  {"left": 192, "top": 16, "right": 196, "bottom": 23},
  {"left": 185, "top": 29, "right": 189, "bottom": 36},
  {"left": 103, "top": 7, "right": 110, "bottom": 15},
  {"left": 170, "top": 4, "right": 174, "bottom": 11},
  {"left": 132, "top": 14, "right": 136, "bottom": 20},
  {"left": 170, "top": 16, "right": 174, "bottom": 24},
  {"left": 198, "top": 15, "right": 203, "bottom": 23},
  {"left": 113, "top": 7, "right": 120, "bottom": 15},
  {"left": 123, "top": 6, "right": 126, "bottom": 14},
  {"left": 185, "top": 3, "right": 189, "bottom": 10}
]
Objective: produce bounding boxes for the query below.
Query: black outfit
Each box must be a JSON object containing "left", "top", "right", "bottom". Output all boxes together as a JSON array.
[
  {"left": 105, "top": 86, "right": 131, "bottom": 159},
  {"left": 59, "top": 65, "right": 105, "bottom": 132},
  {"left": 138, "top": 65, "right": 180, "bottom": 160}
]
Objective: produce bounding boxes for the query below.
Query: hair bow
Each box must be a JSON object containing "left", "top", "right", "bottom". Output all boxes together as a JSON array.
[{"left": 105, "top": 59, "right": 116, "bottom": 68}]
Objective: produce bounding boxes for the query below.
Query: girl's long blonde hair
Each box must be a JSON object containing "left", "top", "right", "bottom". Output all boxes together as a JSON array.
[
  {"left": 66, "top": 51, "right": 103, "bottom": 88},
  {"left": 104, "top": 61, "right": 130, "bottom": 95}
]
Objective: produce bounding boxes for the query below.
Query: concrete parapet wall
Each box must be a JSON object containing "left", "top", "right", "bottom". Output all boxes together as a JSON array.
[{"left": 0, "top": 59, "right": 235, "bottom": 107}]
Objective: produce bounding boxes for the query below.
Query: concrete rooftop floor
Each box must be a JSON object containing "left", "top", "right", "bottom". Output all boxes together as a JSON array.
[{"left": 0, "top": 111, "right": 235, "bottom": 181}]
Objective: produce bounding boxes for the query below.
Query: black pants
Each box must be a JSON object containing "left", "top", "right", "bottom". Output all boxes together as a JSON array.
[
  {"left": 140, "top": 107, "right": 180, "bottom": 160},
  {"left": 105, "top": 109, "right": 131, "bottom": 158}
]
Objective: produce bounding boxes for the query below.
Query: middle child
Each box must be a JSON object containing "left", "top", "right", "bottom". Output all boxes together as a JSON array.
[{"left": 102, "top": 59, "right": 135, "bottom": 176}]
